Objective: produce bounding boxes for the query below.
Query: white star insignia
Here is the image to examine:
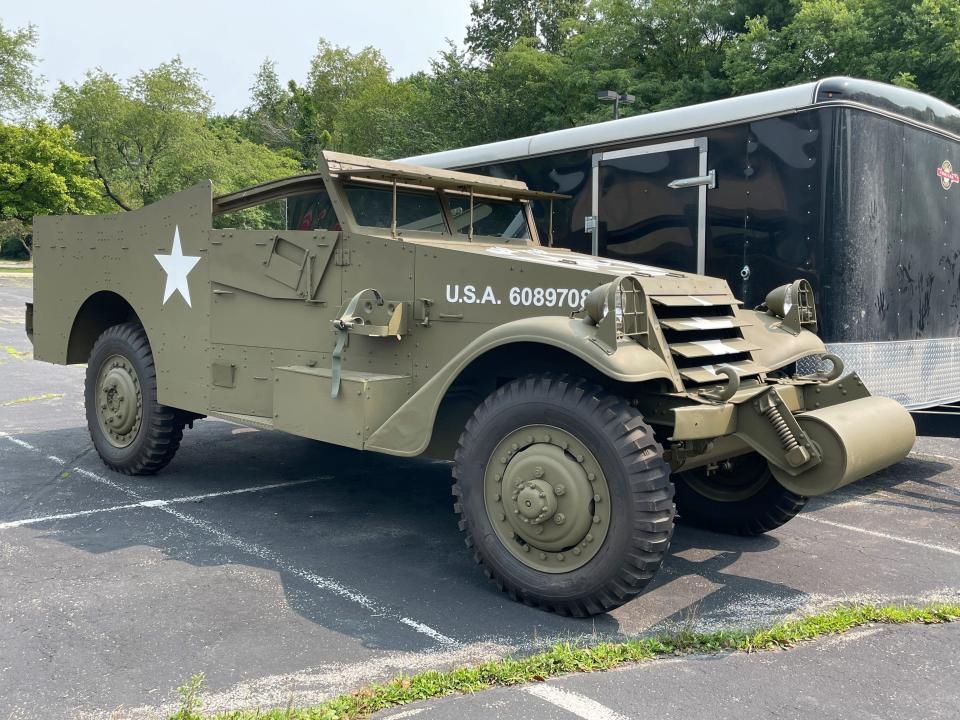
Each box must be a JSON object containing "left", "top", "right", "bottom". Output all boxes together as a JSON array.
[{"left": 155, "top": 226, "right": 201, "bottom": 307}]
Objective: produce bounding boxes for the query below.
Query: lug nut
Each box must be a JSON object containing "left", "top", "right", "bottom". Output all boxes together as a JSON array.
[
  {"left": 554, "top": 485, "right": 565, "bottom": 496},
  {"left": 554, "top": 513, "right": 565, "bottom": 525},
  {"left": 534, "top": 466, "right": 544, "bottom": 478},
  {"left": 572, "top": 547, "right": 581, "bottom": 556}
]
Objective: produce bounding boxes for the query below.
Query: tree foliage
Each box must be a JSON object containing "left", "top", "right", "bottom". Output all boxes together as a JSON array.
[
  {"left": 466, "top": 0, "right": 587, "bottom": 58},
  {"left": 52, "top": 58, "right": 299, "bottom": 211},
  {"left": 0, "top": 122, "right": 105, "bottom": 255},
  {"left": 0, "top": 21, "right": 42, "bottom": 120}
]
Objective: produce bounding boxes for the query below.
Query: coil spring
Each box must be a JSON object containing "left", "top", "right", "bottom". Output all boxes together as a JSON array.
[{"left": 764, "top": 403, "right": 800, "bottom": 452}]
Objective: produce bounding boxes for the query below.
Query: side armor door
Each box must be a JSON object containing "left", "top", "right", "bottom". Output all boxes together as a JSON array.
[{"left": 207, "top": 228, "right": 341, "bottom": 417}]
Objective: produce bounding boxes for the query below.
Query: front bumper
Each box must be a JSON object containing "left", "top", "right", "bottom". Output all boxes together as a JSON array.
[{"left": 671, "top": 373, "right": 916, "bottom": 497}]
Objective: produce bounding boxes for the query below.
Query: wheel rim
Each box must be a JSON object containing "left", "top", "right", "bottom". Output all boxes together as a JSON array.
[
  {"left": 680, "top": 453, "right": 770, "bottom": 502},
  {"left": 95, "top": 354, "right": 143, "bottom": 448},
  {"left": 483, "top": 424, "right": 611, "bottom": 573}
]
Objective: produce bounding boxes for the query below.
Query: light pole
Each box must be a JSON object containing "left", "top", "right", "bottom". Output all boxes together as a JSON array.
[{"left": 597, "top": 90, "right": 635, "bottom": 120}]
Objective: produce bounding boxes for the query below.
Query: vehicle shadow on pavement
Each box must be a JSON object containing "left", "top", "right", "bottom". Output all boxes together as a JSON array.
[
  {"left": 3, "top": 420, "right": 955, "bottom": 654},
  {"left": 808, "top": 456, "right": 960, "bottom": 516}
]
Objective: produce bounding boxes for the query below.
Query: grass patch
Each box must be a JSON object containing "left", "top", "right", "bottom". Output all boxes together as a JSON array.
[
  {"left": 0, "top": 266, "right": 33, "bottom": 274},
  {"left": 3, "top": 346, "right": 31, "bottom": 359},
  {"left": 0, "top": 392, "right": 64, "bottom": 407},
  {"left": 174, "top": 602, "right": 958, "bottom": 720}
]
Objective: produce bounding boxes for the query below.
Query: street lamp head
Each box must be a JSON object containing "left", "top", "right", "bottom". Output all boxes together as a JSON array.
[
  {"left": 619, "top": 93, "right": 636, "bottom": 105},
  {"left": 596, "top": 90, "right": 618, "bottom": 102}
]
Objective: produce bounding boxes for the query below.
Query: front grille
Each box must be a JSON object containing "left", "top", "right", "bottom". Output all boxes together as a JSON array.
[{"left": 651, "top": 294, "right": 761, "bottom": 388}]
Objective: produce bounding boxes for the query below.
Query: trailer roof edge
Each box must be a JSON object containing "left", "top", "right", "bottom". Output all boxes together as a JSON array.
[{"left": 401, "top": 77, "right": 960, "bottom": 169}]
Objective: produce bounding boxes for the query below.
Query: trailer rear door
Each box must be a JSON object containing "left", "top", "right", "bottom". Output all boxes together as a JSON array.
[{"left": 589, "top": 138, "right": 714, "bottom": 274}]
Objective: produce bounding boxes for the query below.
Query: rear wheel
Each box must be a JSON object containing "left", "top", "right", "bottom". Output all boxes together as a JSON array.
[
  {"left": 453, "top": 374, "right": 675, "bottom": 616},
  {"left": 84, "top": 322, "right": 184, "bottom": 475},
  {"left": 673, "top": 453, "right": 807, "bottom": 536}
]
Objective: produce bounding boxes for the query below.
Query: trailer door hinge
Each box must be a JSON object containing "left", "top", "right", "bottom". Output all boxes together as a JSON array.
[{"left": 335, "top": 248, "right": 351, "bottom": 266}]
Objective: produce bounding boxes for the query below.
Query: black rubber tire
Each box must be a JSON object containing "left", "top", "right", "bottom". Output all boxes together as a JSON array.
[
  {"left": 453, "top": 374, "right": 675, "bottom": 617},
  {"left": 673, "top": 453, "right": 807, "bottom": 536},
  {"left": 84, "top": 322, "right": 184, "bottom": 475}
]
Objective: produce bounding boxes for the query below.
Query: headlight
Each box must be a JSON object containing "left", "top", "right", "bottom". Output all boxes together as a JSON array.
[
  {"left": 762, "top": 279, "right": 817, "bottom": 334},
  {"left": 583, "top": 284, "right": 611, "bottom": 325},
  {"left": 583, "top": 281, "right": 626, "bottom": 335}
]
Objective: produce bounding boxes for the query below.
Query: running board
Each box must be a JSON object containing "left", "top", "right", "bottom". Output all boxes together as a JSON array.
[{"left": 208, "top": 411, "right": 275, "bottom": 430}]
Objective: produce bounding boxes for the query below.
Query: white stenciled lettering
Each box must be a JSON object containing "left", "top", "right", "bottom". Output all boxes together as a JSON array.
[{"left": 448, "top": 284, "right": 590, "bottom": 307}]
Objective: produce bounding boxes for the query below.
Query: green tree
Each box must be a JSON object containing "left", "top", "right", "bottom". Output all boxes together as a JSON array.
[
  {"left": 722, "top": 0, "right": 960, "bottom": 105},
  {"left": 0, "top": 122, "right": 104, "bottom": 256},
  {"left": 0, "top": 21, "right": 42, "bottom": 120},
  {"left": 466, "top": 0, "right": 587, "bottom": 58},
  {"left": 53, "top": 58, "right": 299, "bottom": 210}
]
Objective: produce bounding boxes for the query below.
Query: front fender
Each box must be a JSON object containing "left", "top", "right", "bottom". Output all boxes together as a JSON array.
[
  {"left": 364, "top": 315, "right": 673, "bottom": 456},
  {"left": 738, "top": 309, "right": 826, "bottom": 371}
]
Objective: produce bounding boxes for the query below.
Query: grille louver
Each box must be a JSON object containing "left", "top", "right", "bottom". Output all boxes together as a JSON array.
[{"left": 651, "top": 294, "right": 761, "bottom": 388}]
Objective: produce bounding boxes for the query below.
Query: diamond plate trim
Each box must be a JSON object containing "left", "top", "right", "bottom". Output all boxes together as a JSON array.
[{"left": 797, "top": 339, "right": 960, "bottom": 410}]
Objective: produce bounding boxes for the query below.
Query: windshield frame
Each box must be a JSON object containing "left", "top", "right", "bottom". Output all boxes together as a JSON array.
[{"left": 332, "top": 176, "right": 540, "bottom": 245}]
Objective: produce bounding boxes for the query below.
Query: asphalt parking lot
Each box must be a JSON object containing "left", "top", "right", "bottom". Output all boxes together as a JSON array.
[{"left": 1, "top": 272, "right": 958, "bottom": 719}]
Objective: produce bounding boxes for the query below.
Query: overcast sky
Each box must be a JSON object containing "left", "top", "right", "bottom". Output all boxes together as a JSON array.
[{"left": 3, "top": 1, "right": 474, "bottom": 114}]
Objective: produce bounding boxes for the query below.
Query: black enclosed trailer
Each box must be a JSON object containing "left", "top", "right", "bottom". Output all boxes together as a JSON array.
[{"left": 402, "top": 77, "right": 960, "bottom": 412}]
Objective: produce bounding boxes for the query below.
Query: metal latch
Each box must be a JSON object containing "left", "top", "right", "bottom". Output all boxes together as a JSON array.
[
  {"left": 584, "top": 215, "right": 597, "bottom": 233},
  {"left": 668, "top": 169, "right": 716, "bottom": 190}
]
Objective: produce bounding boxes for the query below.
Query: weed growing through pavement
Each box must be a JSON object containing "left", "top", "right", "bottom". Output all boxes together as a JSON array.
[
  {"left": 170, "top": 602, "right": 959, "bottom": 720},
  {"left": 172, "top": 673, "right": 206, "bottom": 720}
]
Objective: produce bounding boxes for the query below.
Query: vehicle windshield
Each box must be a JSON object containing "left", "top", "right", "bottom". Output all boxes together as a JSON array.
[
  {"left": 447, "top": 195, "right": 531, "bottom": 239},
  {"left": 287, "top": 190, "right": 340, "bottom": 231},
  {"left": 345, "top": 183, "right": 447, "bottom": 233}
]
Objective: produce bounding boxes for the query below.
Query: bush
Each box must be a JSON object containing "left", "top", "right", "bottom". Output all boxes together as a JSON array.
[{"left": 0, "top": 239, "right": 29, "bottom": 259}]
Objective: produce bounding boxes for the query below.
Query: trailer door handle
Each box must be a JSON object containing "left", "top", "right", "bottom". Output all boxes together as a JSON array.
[{"left": 668, "top": 169, "right": 716, "bottom": 190}]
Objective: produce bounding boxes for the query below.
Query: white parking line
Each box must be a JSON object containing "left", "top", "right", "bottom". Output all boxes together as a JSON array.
[
  {"left": 910, "top": 450, "right": 960, "bottom": 465},
  {"left": 0, "top": 432, "right": 458, "bottom": 646},
  {"left": 0, "top": 478, "right": 324, "bottom": 530},
  {"left": 796, "top": 514, "right": 960, "bottom": 557},
  {"left": 525, "top": 685, "right": 629, "bottom": 720},
  {"left": 380, "top": 709, "right": 425, "bottom": 719}
]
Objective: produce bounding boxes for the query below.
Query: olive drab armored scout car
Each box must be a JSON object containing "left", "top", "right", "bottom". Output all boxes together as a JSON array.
[{"left": 27, "top": 151, "right": 916, "bottom": 616}]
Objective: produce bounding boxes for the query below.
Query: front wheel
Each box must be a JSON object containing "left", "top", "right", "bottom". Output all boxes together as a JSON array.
[
  {"left": 673, "top": 452, "right": 807, "bottom": 536},
  {"left": 84, "top": 322, "right": 184, "bottom": 475},
  {"left": 453, "top": 374, "right": 675, "bottom": 617}
]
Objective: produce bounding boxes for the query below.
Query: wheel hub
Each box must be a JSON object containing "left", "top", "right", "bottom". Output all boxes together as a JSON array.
[
  {"left": 96, "top": 355, "right": 143, "bottom": 448},
  {"left": 485, "top": 425, "right": 611, "bottom": 573}
]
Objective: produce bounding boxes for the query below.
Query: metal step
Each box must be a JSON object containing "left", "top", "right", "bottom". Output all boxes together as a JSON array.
[{"left": 208, "top": 411, "right": 275, "bottom": 430}]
